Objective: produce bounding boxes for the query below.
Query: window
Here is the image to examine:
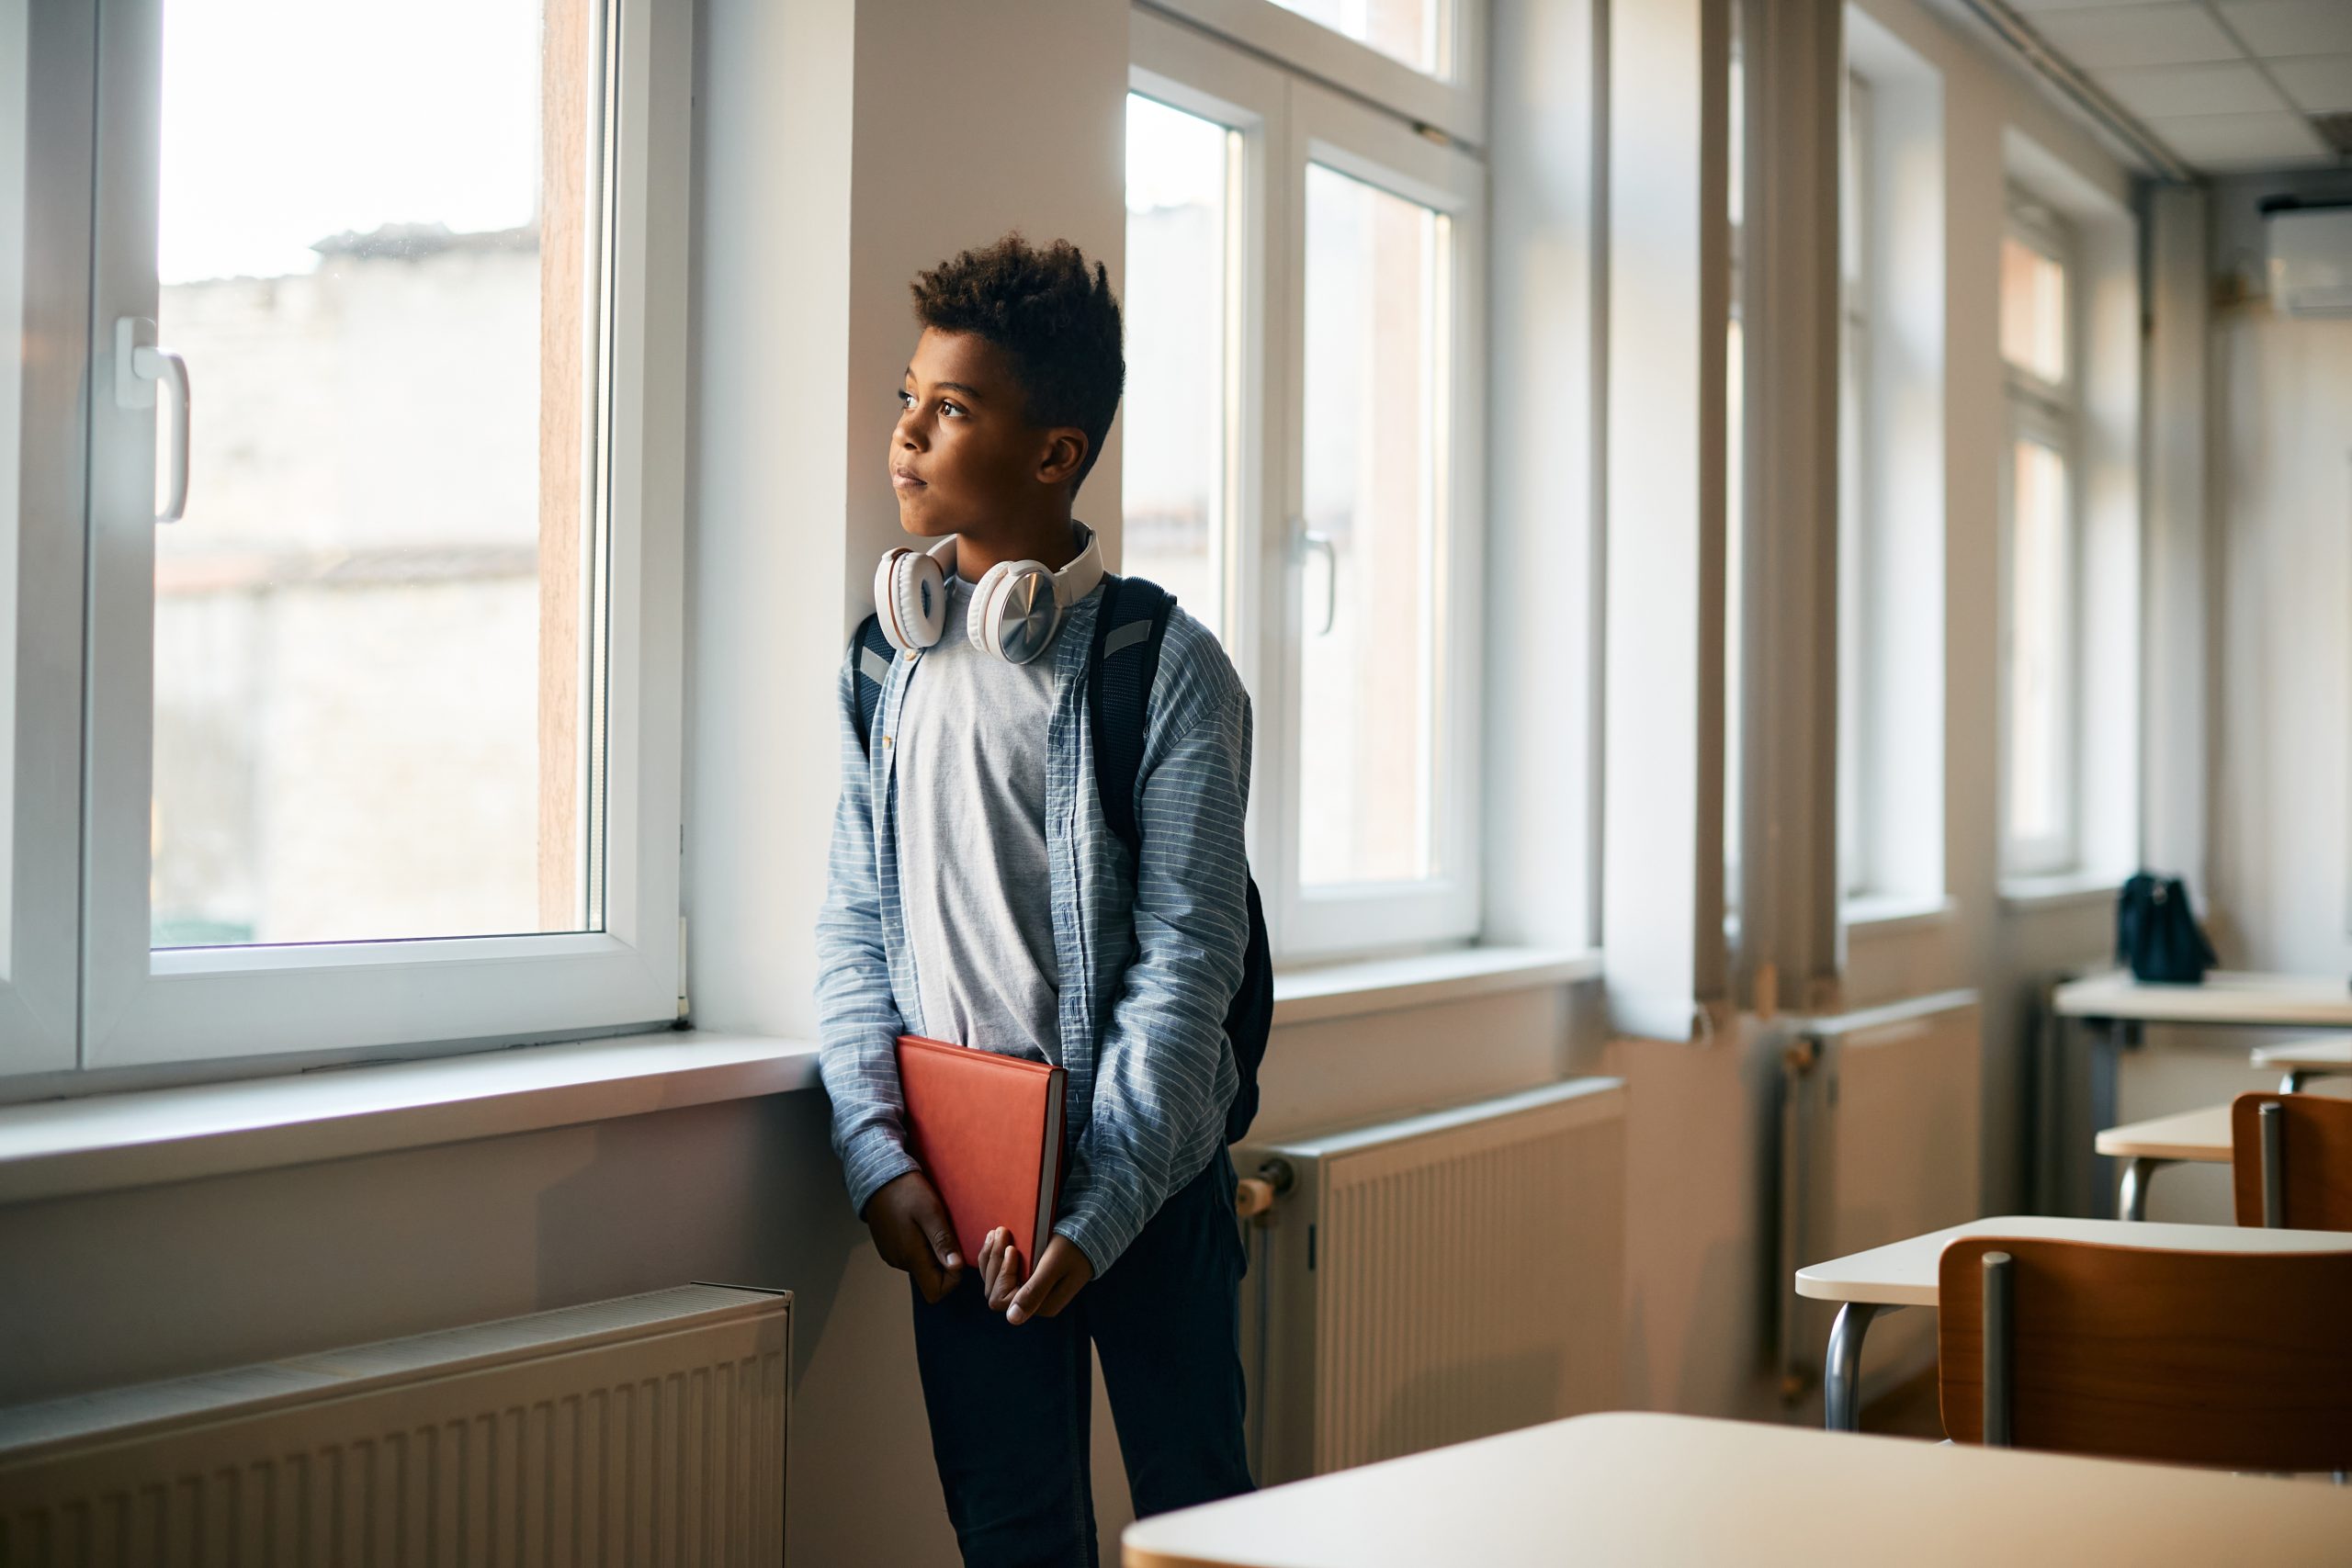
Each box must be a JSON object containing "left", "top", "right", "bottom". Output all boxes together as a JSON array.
[
  {"left": 1998, "top": 199, "right": 2077, "bottom": 875},
  {"left": 4, "top": 0, "right": 689, "bottom": 1084},
  {"left": 1123, "top": 93, "right": 1239, "bottom": 641},
  {"left": 1269, "top": 0, "right": 1447, "bottom": 76},
  {"left": 1129, "top": 6, "right": 1485, "bottom": 959}
]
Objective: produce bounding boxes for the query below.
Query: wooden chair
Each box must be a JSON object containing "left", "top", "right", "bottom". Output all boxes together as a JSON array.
[
  {"left": 1937, "top": 1236, "right": 2352, "bottom": 1471},
  {"left": 2232, "top": 1091, "right": 2352, "bottom": 1230}
]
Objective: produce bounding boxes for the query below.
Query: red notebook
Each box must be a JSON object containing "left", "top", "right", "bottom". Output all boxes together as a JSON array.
[{"left": 896, "top": 1034, "right": 1067, "bottom": 1268}]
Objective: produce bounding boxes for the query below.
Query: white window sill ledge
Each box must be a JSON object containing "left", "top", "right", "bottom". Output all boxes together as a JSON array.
[
  {"left": 2000, "top": 871, "right": 2120, "bottom": 913},
  {"left": 1272, "top": 945, "right": 1601, "bottom": 1026},
  {"left": 0, "top": 1031, "right": 822, "bottom": 1207},
  {"left": 1842, "top": 894, "right": 1957, "bottom": 934},
  {"left": 0, "top": 947, "right": 1601, "bottom": 1207}
]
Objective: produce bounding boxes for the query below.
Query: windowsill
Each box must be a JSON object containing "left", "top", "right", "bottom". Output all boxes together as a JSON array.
[
  {"left": 1999, "top": 869, "right": 2119, "bottom": 913},
  {"left": 1841, "top": 892, "right": 1957, "bottom": 934},
  {"left": 0, "top": 947, "right": 1601, "bottom": 1206},
  {"left": 0, "top": 1031, "right": 822, "bottom": 1207},
  {"left": 1272, "top": 945, "right": 1601, "bottom": 1026}
]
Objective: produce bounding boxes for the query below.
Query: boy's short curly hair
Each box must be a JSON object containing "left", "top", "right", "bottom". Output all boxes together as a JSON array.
[{"left": 910, "top": 233, "right": 1125, "bottom": 492}]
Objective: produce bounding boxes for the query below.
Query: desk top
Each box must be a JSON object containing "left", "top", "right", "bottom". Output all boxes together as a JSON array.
[
  {"left": 2251, "top": 1037, "right": 2352, "bottom": 1072},
  {"left": 1794, "top": 1215, "right": 2352, "bottom": 1307},
  {"left": 2094, "top": 1102, "right": 2233, "bottom": 1162},
  {"left": 2053, "top": 970, "right": 2352, "bottom": 1028},
  {"left": 1119, "top": 1413, "right": 2352, "bottom": 1568}
]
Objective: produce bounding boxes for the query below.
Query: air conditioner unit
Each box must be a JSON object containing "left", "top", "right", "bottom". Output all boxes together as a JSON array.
[{"left": 2265, "top": 200, "right": 2352, "bottom": 319}]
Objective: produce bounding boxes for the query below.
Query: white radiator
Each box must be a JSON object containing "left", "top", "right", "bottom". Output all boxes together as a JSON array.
[
  {"left": 1776, "top": 990, "right": 1980, "bottom": 1416},
  {"left": 1238, "top": 1077, "right": 1627, "bottom": 1484},
  {"left": 0, "top": 1283, "right": 790, "bottom": 1567}
]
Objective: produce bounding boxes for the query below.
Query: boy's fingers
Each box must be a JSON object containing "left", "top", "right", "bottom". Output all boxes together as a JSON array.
[{"left": 920, "top": 1201, "right": 963, "bottom": 1274}]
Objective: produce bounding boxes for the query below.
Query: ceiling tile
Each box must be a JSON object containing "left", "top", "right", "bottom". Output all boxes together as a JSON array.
[
  {"left": 2216, "top": 2, "right": 2352, "bottom": 58},
  {"left": 2143, "top": 109, "right": 2332, "bottom": 168},
  {"left": 2031, "top": 5, "right": 2240, "bottom": 70},
  {"left": 2265, "top": 52, "right": 2352, "bottom": 113},
  {"left": 2094, "top": 60, "right": 2291, "bottom": 117}
]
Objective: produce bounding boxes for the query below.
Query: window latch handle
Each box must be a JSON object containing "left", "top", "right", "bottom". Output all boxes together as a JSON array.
[
  {"left": 1295, "top": 519, "right": 1337, "bottom": 637},
  {"left": 115, "top": 316, "right": 191, "bottom": 525}
]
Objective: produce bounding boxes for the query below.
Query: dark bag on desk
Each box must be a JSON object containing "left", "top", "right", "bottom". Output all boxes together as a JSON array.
[{"left": 2116, "top": 873, "right": 2217, "bottom": 984}]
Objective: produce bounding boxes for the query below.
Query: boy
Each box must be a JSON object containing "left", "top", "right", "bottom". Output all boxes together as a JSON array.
[{"left": 815, "top": 234, "right": 1257, "bottom": 1567}]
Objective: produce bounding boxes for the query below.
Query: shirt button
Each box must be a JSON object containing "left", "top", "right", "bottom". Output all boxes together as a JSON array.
[{"left": 884, "top": 735, "right": 894, "bottom": 748}]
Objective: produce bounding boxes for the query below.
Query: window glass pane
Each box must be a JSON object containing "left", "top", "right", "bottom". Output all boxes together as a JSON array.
[
  {"left": 1298, "top": 164, "right": 1444, "bottom": 888},
  {"left": 1122, "top": 95, "right": 1231, "bottom": 640},
  {"left": 1272, "top": 0, "right": 1442, "bottom": 75},
  {"left": 1999, "top": 232, "right": 2065, "bottom": 385},
  {"left": 152, "top": 0, "right": 601, "bottom": 946},
  {"left": 2007, "top": 436, "right": 2068, "bottom": 849}
]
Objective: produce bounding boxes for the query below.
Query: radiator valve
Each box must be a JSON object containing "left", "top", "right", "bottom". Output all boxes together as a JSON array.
[{"left": 1234, "top": 1156, "right": 1294, "bottom": 1221}]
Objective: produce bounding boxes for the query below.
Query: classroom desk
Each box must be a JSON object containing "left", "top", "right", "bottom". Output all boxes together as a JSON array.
[
  {"left": 2251, "top": 1037, "right": 2352, "bottom": 1093},
  {"left": 1118, "top": 1412, "right": 2352, "bottom": 1568},
  {"left": 2053, "top": 970, "right": 2352, "bottom": 1031},
  {"left": 1793, "top": 1215, "right": 2352, "bottom": 1432},
  {"left": 2094, "top": 1102, "right": 2232, "bottom": 1220},
  {"left": 2050, "top": 972, "right": 2352, "bottom": 1214}
]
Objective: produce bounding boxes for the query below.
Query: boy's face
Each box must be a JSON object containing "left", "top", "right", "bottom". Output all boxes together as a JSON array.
[{"left": 890, "top": 328, "right": 1084, "bottom": 538}]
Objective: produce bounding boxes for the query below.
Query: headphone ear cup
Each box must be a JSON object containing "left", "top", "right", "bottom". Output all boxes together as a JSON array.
[
  {"left": 875, "top": 547, "right": 946, "bottom": 651},
  {"left": 970, "top": 559, "right": 1058, "bottom": 664}
]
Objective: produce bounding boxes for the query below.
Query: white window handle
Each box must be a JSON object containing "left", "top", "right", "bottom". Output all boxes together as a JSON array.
[
  {"left": 1295, "top": 519, "right": 1337, "bottom": 637},
  {"left": 115, "top": 316, "right": 191, "bottom": 524}
]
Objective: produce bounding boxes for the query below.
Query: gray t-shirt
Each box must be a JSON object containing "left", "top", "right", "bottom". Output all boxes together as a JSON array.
[{"left": 895, "top": 577, "right": 1064, "bottom": 1065}]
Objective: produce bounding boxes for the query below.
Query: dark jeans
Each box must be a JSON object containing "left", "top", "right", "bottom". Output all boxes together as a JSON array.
[{"left": 910, "top": 1145, "right": 1255, "bottom": 1568}]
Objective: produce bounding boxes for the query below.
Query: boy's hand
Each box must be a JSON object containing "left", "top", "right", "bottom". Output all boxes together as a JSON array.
[
  {"left": 1003, "top": 1234, "right": 1093, "bottom": 1325},
  {"left": 978, "top": 1227, "right": 1023, "bottom": 1313},
  {"left": 862, "top": 1170, "right": 964, "bottom": 1303}
]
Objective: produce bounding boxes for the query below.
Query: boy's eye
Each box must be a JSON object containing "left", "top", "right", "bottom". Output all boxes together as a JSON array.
[
  {"left": 897, "top": 389, "right": 915, "bottom": 410},
  {"left": 939, "top": 400, "right": 965, "bottom": 419}
]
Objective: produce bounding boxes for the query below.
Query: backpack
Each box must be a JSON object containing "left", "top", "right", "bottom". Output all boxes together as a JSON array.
[
  {"left": 849, "top": 573, "right": 1274, "bottom": 1144},
  {"left": 2115, "top": 872, "right": 2217, "bottom": 985}
]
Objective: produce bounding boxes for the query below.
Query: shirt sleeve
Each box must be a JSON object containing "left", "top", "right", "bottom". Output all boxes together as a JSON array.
[
  {"left": 1053, "top": 664, "right": 1252, "bottom": 1275},
  {"left": 813, "top": 638, "right": 921, "bottom": 1216}
]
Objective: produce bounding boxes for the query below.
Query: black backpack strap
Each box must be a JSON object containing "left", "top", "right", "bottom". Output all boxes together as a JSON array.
[
  {"left": 850, "top": 614, "right": 897, "bottom": 756},
  {"left": 1087, "top": 573, "right": 1174, "bottom": 860}
]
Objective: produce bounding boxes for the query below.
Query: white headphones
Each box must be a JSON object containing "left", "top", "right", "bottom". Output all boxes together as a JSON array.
[{"left": 871, "top": 527, "right": 1105, "bottom": 666}]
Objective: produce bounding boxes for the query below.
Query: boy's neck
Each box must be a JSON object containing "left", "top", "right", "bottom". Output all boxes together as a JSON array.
[{"left": 952, "top": 514, "right": 1080, "bottom": 582}]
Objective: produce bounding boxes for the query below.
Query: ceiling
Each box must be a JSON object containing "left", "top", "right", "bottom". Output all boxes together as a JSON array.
[{"left": 2001, "top": 0, "right": 2352, "bottom": 172}]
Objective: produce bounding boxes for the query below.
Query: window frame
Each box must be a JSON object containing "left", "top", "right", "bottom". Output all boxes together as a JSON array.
[
  {"left": 1996, "top": 197, "right": 2082, "bottom": 878},
  {"left": 1141, "top": 0, "right": 1487, "bottom": 148},
  {"left": 1131, "top": 7, "right": 1487, "bottom": 963},
  {"left": 67, "top": 0, "right": 689, "bottom": 1077},
  {"left": 0, "top": 2, "right": 98, "bottom": 1078},
  {"left": 1836, "top": 69, "right": 1871, "bottom": 900}
]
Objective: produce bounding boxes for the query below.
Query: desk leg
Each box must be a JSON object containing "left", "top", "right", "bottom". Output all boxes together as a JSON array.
[
  {"left": 2117, "top": 1156, "right": 2169, "bottom": 1222},
  {"left": 1825, "top": 1303, "right": 1891, "bottom": 1433}
]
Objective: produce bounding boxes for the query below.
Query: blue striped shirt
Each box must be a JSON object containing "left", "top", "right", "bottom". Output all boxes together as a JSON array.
[{"left": 815, "top": 585, "right": 1251, "bottom": 1275}]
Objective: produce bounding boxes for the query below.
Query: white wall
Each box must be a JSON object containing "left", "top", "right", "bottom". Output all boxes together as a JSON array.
[{"left": 2207, "top": 172, "right": 2352, "bottom": 979}]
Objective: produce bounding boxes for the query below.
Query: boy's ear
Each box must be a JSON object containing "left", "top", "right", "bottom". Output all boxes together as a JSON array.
[{"left": 1035, "top": 427, "right": 1090, "bottom": 491}]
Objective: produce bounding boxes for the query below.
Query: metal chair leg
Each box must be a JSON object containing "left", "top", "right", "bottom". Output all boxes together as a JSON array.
[
  {"left": 2260, "top": 1100, "right": 2286, "bottom": 1228},
  {"left": 1983, "top": 1252, "right": 2014, "bottom": 1448}
]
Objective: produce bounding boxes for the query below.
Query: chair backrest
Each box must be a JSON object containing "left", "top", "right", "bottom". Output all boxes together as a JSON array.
[
  {"left": 1937, "top": 1235, "right": 2352, "bottom": 1471},
  {"left": 2231, "top": 1091, "right": 2352, "bottom": 1230}
]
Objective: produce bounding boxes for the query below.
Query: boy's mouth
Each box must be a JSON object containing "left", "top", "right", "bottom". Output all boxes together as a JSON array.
[{"left": 892, "top": 466, "right": 927, "bottom": 491}]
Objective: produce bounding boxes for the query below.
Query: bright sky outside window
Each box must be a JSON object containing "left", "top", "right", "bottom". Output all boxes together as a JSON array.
[
  {"left": 1999, "top": 232, "right": 2065, "bottom": 387},
  {"left": 2006, "top": 435, "right": 2069, "bottom": 850},
  {"left": 1297, "top": 163, "right": 1445, "bottom": 889},
  {"left": 1122, "top": 95, "right": 1234, "bottom": 642},
  {"left": 151, "top": 0, "right": 596, "bottom": 947}
]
